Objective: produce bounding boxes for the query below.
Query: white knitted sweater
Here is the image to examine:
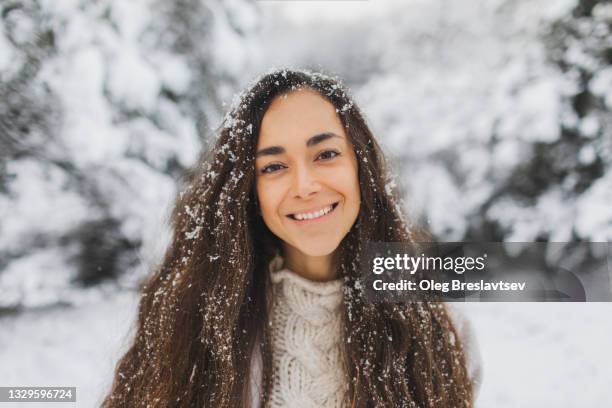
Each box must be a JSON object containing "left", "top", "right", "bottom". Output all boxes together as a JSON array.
[{"left": 249, "top": 257, "right": 483, "bottom": 408}]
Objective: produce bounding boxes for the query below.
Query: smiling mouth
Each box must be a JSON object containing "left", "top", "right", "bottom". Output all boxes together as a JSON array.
[{"left": 287, "top": 202, "right": 339, "bottom": 221}]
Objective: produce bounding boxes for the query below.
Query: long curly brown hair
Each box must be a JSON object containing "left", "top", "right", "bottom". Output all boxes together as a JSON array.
[{"left": 101, "top": 69, "right": 473, "bottom": 407}]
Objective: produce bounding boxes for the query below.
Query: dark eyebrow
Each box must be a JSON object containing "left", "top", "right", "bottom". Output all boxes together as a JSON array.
[
  {"left": 255, "top": 132, "right": 341, "bottom": 158},
  {"left": 306, "top": 132, "right": 340, "bottom": 147}
]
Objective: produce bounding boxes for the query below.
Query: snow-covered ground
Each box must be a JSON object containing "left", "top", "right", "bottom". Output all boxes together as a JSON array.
[
  {"left": 0, "top": 291, "right": 138, "bottom": 407},
  {"left": 1, "top": 296, "right": 611, "bottom": 407},
  {"left": 463, "top": 302, "right": 612, "bottom": 407}
]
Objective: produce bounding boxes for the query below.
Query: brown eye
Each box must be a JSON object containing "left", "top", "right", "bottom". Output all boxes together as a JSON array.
[
  {"left": 261, "top": 163, "right": 286, "bottom": 174},
  {"left": 317, "top": 150, "right": 340, "bottom": 161}
]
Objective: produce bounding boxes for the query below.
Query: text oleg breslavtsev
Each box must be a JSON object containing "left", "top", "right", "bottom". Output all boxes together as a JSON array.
[{"left": 372, "top": 279, "right": 527, "bottom": 292}]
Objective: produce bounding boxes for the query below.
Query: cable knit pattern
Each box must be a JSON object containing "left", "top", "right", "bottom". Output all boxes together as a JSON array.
[{"left": 267, "top": 262, "right": 348, "bottom": 408}]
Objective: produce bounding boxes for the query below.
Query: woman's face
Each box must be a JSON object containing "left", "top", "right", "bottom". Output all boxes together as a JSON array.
[{"left": 255, "top": 88, "right": 360, "bottom": 258}]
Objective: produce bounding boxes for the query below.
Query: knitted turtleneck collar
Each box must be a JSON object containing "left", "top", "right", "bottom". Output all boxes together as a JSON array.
[
  {"left": 265, "top": 255, "right": 348, "bottom": 407},
  {"left": 269, "top": 255, "right": 344, "bottom": 296}
]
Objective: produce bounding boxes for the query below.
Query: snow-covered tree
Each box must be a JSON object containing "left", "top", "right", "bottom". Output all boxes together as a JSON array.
[
  {"left": 344, "top": 1, "right": 611, "bottom": 245},
  {"left": 0, "top": 0, "right": 259, "bottom": 311},
  {"left": 539, "top": 0, "right": 612, "bottom": 242}
]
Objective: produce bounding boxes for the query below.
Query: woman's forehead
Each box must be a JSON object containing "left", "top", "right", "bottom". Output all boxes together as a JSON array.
[{"left": 258, "top": 88, "right": 346, "bottom": 146}]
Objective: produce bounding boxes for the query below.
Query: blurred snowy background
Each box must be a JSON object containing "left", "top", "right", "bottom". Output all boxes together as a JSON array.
[{"left": 0, "top": 0, "right": 611, "bottom": 406}]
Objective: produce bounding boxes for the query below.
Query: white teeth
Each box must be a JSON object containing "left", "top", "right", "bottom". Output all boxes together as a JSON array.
[{"left": 293, "top": 204, "right": 334, "bottom": 221}]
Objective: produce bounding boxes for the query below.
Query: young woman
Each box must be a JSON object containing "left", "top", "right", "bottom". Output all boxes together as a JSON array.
[{"left": 102, "top": 69, "right": 482, "bottom": 407}]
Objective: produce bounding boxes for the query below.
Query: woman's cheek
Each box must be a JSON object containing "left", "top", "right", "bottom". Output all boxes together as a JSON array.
[
  {"left": 331, "top": 162, "right": 359, "bottom": 191},
  {"left": 258, "top": 181, "right": 283, "bottom": 219}
]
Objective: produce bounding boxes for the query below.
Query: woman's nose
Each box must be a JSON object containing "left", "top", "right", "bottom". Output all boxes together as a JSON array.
[{"left": 292, "top": 164, "right": 321, "bottom": 198}]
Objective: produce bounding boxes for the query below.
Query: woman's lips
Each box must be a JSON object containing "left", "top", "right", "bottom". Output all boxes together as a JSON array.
[{"left": 287, "top": 202, "right": 339, "bottom": 224}]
